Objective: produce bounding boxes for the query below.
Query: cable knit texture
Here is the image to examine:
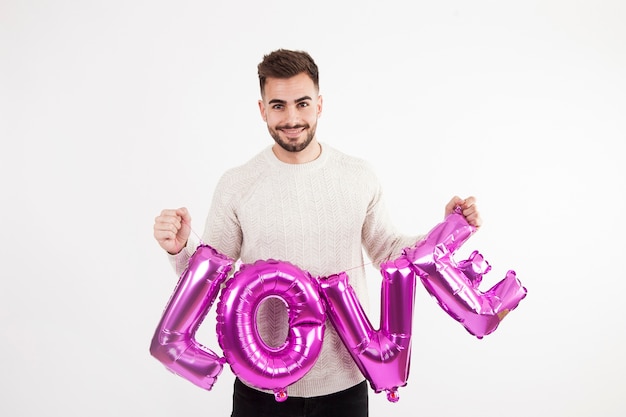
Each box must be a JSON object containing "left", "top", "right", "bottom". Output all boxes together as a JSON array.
[{"left": 169, "top": 143, "right": 420, "bottom": 398}]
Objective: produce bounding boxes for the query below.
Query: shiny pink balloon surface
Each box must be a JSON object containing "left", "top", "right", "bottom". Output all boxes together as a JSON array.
[
  {"left": 319, "top": 256, "right": 417, "bottom": 402},
  {"left": 150, "top": 245, "right": 234, "bottom": 390},
  {"left": 216, "top": 259, "right": 326, "bottom": 401},
  {"left": 404, "top": 208, "right": 527, "bottom": 338},
  {"left": 150, "top": 211, "right": 527, "bottom": 401}
]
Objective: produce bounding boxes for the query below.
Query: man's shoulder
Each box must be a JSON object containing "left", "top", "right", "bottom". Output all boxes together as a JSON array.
[
  {"left": 326, "top": 145, "right": 376, "bottom": 175},
  {"left": 221, "top": 147, "right": 270, "bottom": 178},
  {"left": 211, "top": 147, "right": 274, "bottom": 200}
]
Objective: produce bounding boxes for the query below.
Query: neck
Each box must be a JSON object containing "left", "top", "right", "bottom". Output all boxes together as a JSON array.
[{"left": 272, "top": 140, "right": 322, "bottom": 164}]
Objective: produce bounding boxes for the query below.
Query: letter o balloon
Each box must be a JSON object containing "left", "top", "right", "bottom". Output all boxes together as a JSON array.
[{"left": 216, "top": 259, "right": 326, "bottom": 401}]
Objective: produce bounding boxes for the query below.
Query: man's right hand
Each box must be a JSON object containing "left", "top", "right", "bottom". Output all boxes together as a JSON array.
[{"left": 153, "top": 207, "right": 191, "bottom": 255}]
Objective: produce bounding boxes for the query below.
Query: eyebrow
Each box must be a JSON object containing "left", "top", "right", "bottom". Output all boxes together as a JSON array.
[{"left": 268, "top": 96, "right": 313, "bottom": 105}]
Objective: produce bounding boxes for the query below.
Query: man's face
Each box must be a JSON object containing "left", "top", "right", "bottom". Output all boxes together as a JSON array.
[{"left": 258, "top": 72, "right": 323, "bottom": 153}]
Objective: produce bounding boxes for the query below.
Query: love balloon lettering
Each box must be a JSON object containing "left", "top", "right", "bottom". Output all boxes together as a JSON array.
[{"left": 150, "top": 209, "right": 527, "bottom": 402}]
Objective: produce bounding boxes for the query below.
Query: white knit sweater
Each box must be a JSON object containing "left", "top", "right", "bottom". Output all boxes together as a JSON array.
[{"left": 170, "top": 143, "right": 420, "bottom": 397}]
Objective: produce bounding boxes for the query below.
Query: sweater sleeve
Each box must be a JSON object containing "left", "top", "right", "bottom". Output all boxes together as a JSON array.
[
  {"left": 167, "top": 244, "right": 192, "bottom": 277},
  {"left": 361, "top": 167, "right": 422, "bottom": 268},
  {"left": 200, "top": 169, "right": 243, "bottom": 262},
  {"left": 165, "top": 169, "right": 244, "bottom": 277}
]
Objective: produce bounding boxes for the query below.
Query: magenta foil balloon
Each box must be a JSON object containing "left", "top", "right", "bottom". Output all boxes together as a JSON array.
[
  {"left": 404, "top": 209, "right": 527, "bottom": 338},
  {"left": 318, "top": 256, "right": 417, "bottom": 402},
  {"left": 150, "top": 245, "right": 234, "bottom": 390},
  {"left": 216, "top": 259, "right": 326, "bottom": 401}
]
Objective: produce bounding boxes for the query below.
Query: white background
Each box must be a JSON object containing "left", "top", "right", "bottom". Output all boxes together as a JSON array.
[{"left": 1, "top": 1, "right": 625, "bottom": 416}]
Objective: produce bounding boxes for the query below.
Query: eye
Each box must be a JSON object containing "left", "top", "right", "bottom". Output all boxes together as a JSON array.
[
  {"left": 297, "top": 102, "right": 310, "bottom": 108},
  {"left": 272, "top": 104, "right": 284, "bottom": 110}
]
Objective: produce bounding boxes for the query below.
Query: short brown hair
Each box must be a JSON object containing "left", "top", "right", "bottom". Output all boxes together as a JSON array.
[{"left": 257, "top": 49, "right": 319, "bottom": 96}]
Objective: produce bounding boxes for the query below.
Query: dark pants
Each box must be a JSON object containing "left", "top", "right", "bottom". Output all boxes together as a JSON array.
[{"left": 231, "top": 378, "right": 369, "bottom": 417}]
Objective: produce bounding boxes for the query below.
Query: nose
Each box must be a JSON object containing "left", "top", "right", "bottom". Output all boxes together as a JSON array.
[{"left": 285, "top": 105, "right": 299, "bottom": 126}]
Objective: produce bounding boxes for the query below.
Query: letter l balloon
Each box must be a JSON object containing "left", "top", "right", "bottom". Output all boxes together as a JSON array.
[{"left": 150, "top": 245, "right": 234, "bottom": 390}]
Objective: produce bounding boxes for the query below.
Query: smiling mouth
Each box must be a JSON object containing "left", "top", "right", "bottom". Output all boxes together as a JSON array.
[{"left": 279, "top": 127, "right": 305, "bottom": 138}]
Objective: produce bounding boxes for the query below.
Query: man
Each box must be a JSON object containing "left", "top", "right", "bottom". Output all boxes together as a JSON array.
[{"left": 153, "top": 49, "right": 481, "bottom": 417}]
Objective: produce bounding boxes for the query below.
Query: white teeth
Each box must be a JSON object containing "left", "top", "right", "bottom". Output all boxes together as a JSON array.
[{"left": 282, "top": 128, "right": 304, "bottom": 136}]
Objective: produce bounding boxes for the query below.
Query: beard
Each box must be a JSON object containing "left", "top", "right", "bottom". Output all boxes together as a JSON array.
[{"left": 268, "top": 121, "right": 318, "bottom": 153}]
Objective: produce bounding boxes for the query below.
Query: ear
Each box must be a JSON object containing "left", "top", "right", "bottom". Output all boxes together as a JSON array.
[
  {"left": 317, "top": 95, "right": 323, "bottom": 118},
  {"left": 258, "top": 99, "right": 267, "bottom": 122}
]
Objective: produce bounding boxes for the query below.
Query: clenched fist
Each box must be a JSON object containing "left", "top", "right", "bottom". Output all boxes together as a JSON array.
[
  {"left": 444, "top": 196, "right": 482, "bottom": 228},
  {"left": 153, "top": 207, "right": 192, "bottom": 255}
]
